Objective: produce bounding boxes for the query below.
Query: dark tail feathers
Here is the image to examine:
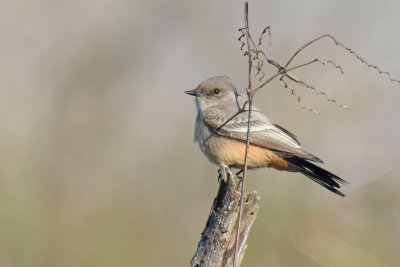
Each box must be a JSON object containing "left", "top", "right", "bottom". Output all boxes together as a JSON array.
[{"left": 285, "top": 157, "right": 348, "bottom": 197}]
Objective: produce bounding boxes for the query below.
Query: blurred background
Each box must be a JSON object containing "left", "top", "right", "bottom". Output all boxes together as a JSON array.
[{"left": 0, "top": 0, "right": 399, "bottom": 266}]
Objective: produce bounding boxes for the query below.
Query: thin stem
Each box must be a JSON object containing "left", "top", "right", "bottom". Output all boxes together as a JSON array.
[
  {"left": 286, "top": 59, "right": 319, "bottom": 72},
  {"left": 267, "top": 27, "right": 272, "bottom": 58},
  {"left": 233, "top": 2, "right": 252, "bottom": 267},
  {"left": 284, "top": 34, "right": 329, "bottom": 69}
]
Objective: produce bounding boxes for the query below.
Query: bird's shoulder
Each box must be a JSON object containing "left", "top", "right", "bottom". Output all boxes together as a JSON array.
[{"left": 200, "top": 99, "right": 270, "bottom": 129}]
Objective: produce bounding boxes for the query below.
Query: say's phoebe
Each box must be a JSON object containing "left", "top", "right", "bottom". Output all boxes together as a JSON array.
[{"left": 185, "top": 76, "right": 347, "bottom": 196}]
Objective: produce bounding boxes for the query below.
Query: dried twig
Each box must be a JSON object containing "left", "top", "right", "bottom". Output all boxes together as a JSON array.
[
  {"left": 238, "top": 26, "right": 400, "bottom": 114},
  {"left": 280, "top": 76, "right": 320, "bottom": 114},
  {"left": 233, "top": 3, "right": 253, "bottom": 267},
  {"left": 284, "top": 34, "right": 400, "bottom": 83},
  {"left": 287, "top": 58, "right": 344, "bottom": 74},
  {"left": 286, "top": 75, "right": 349, "bottom": 109}
]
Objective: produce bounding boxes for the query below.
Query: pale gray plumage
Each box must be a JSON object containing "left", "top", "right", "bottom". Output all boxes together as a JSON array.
[
  {"left": 186, "top": 76, "right": 347, "bottom": 197},
  {"left": 196, "top": 76, "right": 321, "bottom": 162}
]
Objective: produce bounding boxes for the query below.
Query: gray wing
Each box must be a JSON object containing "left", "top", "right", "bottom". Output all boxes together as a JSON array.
[{"left": 201, "top": 105, "right": 322, "bottom": 162}]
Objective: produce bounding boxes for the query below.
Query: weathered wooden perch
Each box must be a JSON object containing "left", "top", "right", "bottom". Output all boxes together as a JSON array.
[{"left": 191, "top": 163, "right": 260, "bottom": 267}]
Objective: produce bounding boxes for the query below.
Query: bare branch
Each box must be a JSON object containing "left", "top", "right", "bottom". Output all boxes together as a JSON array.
[
  {"left": 287, "top": 59, "right": 344, "bottom": 74},
  {"left": 233, "top": 3, "right": 254, "bottom": 267},
  {"left": 252, "top": 26, "right": 273, "bottom": 82},
  {"left": 285, "top": 34, "right": 400, "bottom": 83},
  {"left": 238, "top": 28, "right": 249, "bottom": 56},
  {"left": 253, "top": 62, "right": 266, "bottom": 81},
  {"left": 285, "top": 73, "right": 349, "bottom": 109},
  {"left": 280, "top": 76, "right": 320, "bottom": 114},
  {"left": 267, "top": 27, "right": 272, "bottom": 58},
  {"left": 191, "top": 165, "right": 260, "bottom": 267}
]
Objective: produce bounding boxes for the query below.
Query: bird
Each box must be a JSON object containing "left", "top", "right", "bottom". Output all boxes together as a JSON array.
[{"left": 185, "top": 76, "right": 347, "bottom": 196}]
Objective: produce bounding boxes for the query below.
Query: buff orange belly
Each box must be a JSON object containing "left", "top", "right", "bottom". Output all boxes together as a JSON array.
[{"left": 201, "top": 136, "right": 291, "bottom": 170}]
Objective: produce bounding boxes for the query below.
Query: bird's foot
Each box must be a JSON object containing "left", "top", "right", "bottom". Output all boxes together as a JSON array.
[{"left": 218, "top": 163, "right": 231, "bottom": 183}]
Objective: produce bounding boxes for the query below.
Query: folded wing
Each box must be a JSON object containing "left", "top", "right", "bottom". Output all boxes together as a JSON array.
[{"left": 201, "top": 106, "right": 322, "bottom": 162}]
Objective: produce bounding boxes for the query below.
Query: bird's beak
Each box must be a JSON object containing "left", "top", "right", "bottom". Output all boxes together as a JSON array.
[{"left": 184, "top": 89, "right": 197, "bottom": 96}]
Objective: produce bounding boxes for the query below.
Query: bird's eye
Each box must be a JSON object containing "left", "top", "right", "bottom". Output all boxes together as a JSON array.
[{"left": 213, "top": 89, "right": 220, "bottom": 95}]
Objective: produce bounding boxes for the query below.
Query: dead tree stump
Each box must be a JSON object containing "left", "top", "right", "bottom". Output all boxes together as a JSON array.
[{"left": 191, "top": 163, "right": 260, "bottom": 267}]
